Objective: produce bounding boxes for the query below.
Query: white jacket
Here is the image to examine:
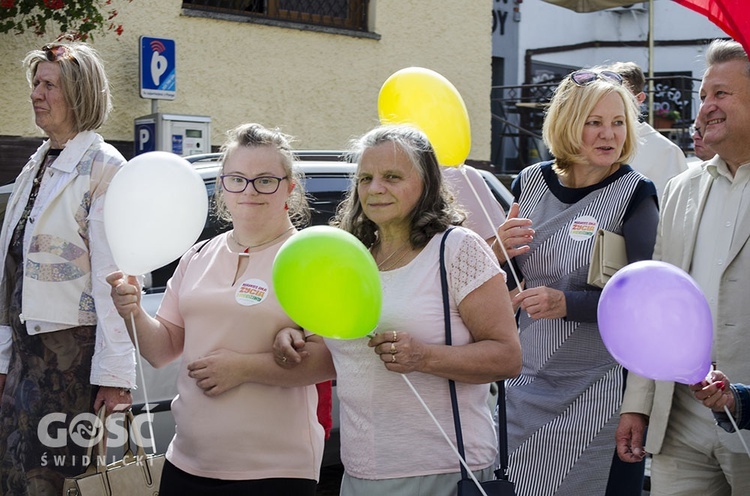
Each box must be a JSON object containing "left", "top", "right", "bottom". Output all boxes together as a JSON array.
[{"left": 0, "top": 131, "right": 135, "bottom": 388}]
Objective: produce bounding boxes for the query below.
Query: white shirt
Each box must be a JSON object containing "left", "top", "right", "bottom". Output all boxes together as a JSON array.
[{"left": 629, "top": 122, "right": 688, "bottom": 201}]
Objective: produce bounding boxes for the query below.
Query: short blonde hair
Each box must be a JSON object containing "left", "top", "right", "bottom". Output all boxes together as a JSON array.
[
  {"left": 24, "top": 42, "right": 112, "bottom": 132},
  {"left": 543, "top": 68, "right": 640, "bottom": 172}
]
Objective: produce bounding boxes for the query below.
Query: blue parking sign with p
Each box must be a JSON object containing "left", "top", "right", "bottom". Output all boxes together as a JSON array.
[
  {"left": 140, "top": 37, "right": 176, "bottom": 100},
  {"left": 135, "top": 122, "right": 156, "bottom": 155}
]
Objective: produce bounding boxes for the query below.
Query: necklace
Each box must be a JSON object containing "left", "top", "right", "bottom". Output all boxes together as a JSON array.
[
  {"left": 374, "top": 243, "right": 411, "bottom": 271},
  {"left": 230, "top": 226, "right": 294, "bottom": 253}
]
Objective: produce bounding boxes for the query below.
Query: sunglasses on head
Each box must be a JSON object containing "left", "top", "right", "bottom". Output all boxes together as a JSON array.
[
  {"left": 569, "top": 70, "right": 623, "bottom": 87},
  {"left": 42, "top": 44, "right": 76, "bottom": 63}
]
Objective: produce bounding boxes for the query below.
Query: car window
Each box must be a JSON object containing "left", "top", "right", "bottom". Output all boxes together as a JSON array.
[{"left": 304, "top": 174, "right": 353, "bottom": 227}]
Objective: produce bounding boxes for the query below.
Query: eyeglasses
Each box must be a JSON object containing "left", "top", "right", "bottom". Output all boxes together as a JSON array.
[
  {"left": 569, "top": 70, "right": 623, "bottom": 87},
  {"left": 42, "top": 44, "right": 76, "bottom": 63},
  {"left": 689, "top": 125, "right": 702, "bottom": 139},
  {"left": 220, "top": 175, "right": 288, "bottom": 194}
]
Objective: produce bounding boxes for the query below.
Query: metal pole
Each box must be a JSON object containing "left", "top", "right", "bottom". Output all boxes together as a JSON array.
[{"left": 648, "top": 0, "right": 654, "bottom": 126}]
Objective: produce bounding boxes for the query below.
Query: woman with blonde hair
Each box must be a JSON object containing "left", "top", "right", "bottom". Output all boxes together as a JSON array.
[
  {"left": 496, "top": 68, "right": 659, "bottom": 495},
  {"left": 0, "top": 41, "right": 135, "bottom": 493}
]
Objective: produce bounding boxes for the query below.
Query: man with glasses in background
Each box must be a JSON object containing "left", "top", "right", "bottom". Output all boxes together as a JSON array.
[{"left": 691, "top": 118, "right": 716, "bottom": 162}]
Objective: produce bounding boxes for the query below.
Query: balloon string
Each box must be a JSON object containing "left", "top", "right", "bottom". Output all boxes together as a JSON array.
[
  {"left": 130, "top": 312, "right": 157, "bottom": 454},
  {"left": 723, "top": 405, "right": 750, "bottom": 459},
  {"left": 400, "top": 374, "right": 489, "bottom": 496},
  {"left": 457, "top": 165, "right": 522, "bottom": 290}
]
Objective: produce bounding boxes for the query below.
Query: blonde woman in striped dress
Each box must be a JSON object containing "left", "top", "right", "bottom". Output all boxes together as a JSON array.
[{"left": 493, "top": 68, "right": 659, "bottom": 496}]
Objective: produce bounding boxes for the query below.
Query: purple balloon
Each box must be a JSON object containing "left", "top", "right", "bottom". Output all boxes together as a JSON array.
[{"left": 598, "top": 260, "right": 712, "bottom": 384}]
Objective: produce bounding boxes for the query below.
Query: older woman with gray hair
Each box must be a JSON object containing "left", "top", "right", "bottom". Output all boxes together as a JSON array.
[
  {"left": 275, "top": 124, "right": 521, "bottom": 496},
  {"left": 0, "top": 41, "right": 136, "bottom": 492}
]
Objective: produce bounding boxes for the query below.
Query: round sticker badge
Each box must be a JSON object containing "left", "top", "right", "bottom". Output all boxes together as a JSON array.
[
  {"left": 569, "top": 215, "right": 599, "bottom": 241},
  {"left": 235, "top": 278, "right": 269, "bottom": 306}
]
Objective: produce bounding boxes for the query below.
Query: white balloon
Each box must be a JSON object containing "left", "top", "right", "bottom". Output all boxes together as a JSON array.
[{"left": 104, "top": 152, "right": 208, "bottom": 276}]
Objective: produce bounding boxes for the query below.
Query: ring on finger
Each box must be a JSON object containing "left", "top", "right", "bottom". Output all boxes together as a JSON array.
[
  {"left": 392, "top": 330, "right": 398, "bottom": 342},
  {"left": 390, "top": 342, "right": 397, "bottom": 354},
  {"left": 391, "top": 354, "right": 397, "bottom": 363}
]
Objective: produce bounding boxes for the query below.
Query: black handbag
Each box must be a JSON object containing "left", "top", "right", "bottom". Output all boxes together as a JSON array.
[{"left": 438, "top": 229, "right": 517, "bottom": 496}]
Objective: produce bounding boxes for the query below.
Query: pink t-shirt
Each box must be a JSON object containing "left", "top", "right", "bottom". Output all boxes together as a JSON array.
[
  {"left": 157, "top": 232, "right": 324, "bottom": 480},
  {"left": 325, "top": 227, "right": 501, "bottom": 479}
]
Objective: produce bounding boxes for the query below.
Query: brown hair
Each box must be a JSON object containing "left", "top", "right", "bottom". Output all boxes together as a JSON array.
[{"left": 333, "top": 125, "right": 464, "bottom": 249}]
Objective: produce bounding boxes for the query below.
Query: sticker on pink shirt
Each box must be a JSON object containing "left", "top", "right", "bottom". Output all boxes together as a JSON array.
[{"left": 235, "top": 279, "right": 269, "bottom": 306}]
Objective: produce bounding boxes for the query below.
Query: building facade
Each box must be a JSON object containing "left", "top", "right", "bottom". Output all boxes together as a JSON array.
[
  {"left": 0, "top": 0, "right": 493, "bottom": 183},
  {"left": 492, "top": 0, "right": 727, "bottom": 172}
]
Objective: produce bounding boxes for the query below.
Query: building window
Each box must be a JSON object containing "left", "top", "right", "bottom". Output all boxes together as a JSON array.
[{"left": 182, "top": 0, "right": 369, "bottom": 32}]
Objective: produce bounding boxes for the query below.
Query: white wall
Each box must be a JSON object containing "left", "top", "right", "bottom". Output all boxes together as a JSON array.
[
  {"left": 0, "top": 0, "right": 494, "bottom": 161},
  {"left": 518, "top": 0, "right": 726, "bottom": 83}
]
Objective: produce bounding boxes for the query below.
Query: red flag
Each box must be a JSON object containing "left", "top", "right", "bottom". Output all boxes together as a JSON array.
[{"left": 672, "top": 0, "right": 750, "bottom": 55}]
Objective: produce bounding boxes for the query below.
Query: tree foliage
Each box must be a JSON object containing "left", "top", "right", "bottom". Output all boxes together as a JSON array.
[{"left": 0, "top": 0, "right": 131, "bottom": 40}]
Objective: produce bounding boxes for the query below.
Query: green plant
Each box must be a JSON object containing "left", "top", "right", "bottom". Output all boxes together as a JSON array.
[
  {"left": 0, "top": 0, "right": 130, "bottom": 40},
  {"left": 655, "top": 108, "right": 681, "bottom": 121}
]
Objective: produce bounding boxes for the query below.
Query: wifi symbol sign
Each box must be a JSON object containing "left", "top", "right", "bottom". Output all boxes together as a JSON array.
[
  {"left": 140, "top": 37, "right": 176, "bottom": 99},
  {"left": 150, "top": 40, "right": 166, "bottom": 53}
]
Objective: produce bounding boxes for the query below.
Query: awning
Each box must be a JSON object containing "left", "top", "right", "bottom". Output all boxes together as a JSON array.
[
  {"left": 672, "top": 0, "right": 748, "bottom": 53},
  {"left": 539, "top": 0, "right": 748, "bottom": 123},
  {"left": 542, "top": 0, "right": 747, "bottom": 53}
]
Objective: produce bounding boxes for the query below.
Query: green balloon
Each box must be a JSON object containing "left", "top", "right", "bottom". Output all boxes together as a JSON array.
[{"left": 272, "top": 226, "right": 382, "bottom": 340}]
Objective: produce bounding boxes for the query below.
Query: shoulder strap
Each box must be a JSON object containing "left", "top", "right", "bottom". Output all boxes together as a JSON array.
[
  {"left": 442, "top": 227, "right": 509, "bottom": 482},
  {"left": 440, "top": 228, "right": 470, "bottom": 480}
]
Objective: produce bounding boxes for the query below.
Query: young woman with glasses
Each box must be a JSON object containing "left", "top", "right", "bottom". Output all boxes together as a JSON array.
[
  {"left": 494, "top": 68, "right": 660, "bottom": 495},
  {"left": 0, "top": 41, "right": 136, "bottom": 493},
  {"left": 107, "top": 123, "right": 335, "bottom": 496}
]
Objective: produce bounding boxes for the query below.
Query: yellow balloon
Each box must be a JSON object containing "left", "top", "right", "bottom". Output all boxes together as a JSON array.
[{"left": 378, "top": 67, "right": 471, "bottom": 167}]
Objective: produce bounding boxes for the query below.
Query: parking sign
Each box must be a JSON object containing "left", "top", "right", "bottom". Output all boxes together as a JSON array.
[
  {"left": 134, "top": 120, "right": 156, "bottom": 155},
  {"left": 140, "top": 37, "right": 176, "bottom": 100}
]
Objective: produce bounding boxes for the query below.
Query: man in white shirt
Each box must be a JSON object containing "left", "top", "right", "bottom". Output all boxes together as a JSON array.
[
  {"left": 615, "top": 39, "right": 750, "bottom": 495},
  {"left": 609, "top": 62, "right": 688, "bottom": 200}
]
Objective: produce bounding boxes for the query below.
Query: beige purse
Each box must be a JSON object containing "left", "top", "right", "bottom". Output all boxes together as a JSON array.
[
  {"left": 587, "top": 229, "right": 627, "bottom": 288},
  {"left": 63, "top": 408, "right": 164, "bottom": 496}
]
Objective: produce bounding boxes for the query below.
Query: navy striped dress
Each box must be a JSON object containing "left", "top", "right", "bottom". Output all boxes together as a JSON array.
[{"left": 505, "top": 161, "right": 656, "bottom": 496}]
